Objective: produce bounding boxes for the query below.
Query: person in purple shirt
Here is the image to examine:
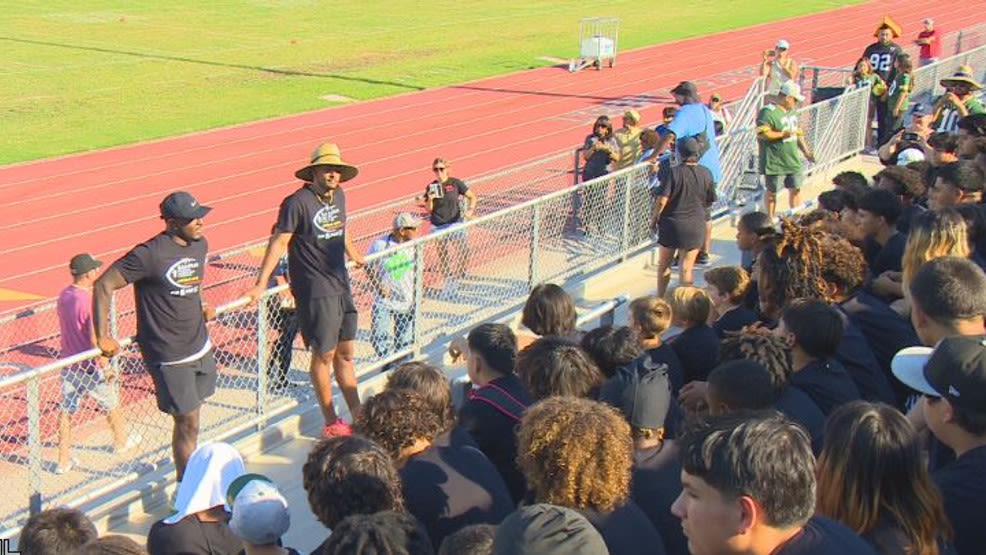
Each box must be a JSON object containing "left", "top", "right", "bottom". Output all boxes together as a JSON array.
[{"left": 56, "top": 254, "right": 136, "bottom": 475}]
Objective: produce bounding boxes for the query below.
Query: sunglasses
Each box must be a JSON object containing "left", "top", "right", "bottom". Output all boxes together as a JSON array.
[{"left": 433, "top": 166, "right": 447, "bottom": 171}]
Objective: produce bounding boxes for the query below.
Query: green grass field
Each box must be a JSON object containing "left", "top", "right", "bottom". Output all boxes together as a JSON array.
[{"left": 1, "top": 0, "right": 859, "bottom": 164}]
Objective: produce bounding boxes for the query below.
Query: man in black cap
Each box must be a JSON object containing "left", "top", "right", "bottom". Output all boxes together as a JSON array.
[
  {"left": 93, "top": 191, "right": 215, "bottom": 481},
  {"left": 56, "top": 253, "right": 137, "bottom": 474},
  {"left": 245, "top": 143, "right": 366, "bottom": 438},
  {"left": 892, "top": 335, "right": 986, "bottom": 555},
  {"left": 599, "top": 360, "right": 688, "bottom": 555}
]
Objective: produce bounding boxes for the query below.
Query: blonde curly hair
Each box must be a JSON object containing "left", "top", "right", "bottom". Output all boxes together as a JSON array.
[{"left": 517, "top": 397, "right": 633, "bottom": 513}]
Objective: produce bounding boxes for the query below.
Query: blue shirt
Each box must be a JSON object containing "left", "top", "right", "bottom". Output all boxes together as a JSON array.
[{"left": 667, "top": 103, "right": 722, "bottom": 183}]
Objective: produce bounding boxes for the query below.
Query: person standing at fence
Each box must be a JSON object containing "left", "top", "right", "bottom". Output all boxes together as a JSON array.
[
  {"left": 647, "top": 82, "right": 722, "bottom": 267},
  {"left": 579, "top": 116, "right": 620, "bottom": 238},
  {"left": 761, "top": 39, "right": 799, "bottom": 96},
  {"left": 614, "top": 110, "right": 643, "bottom": 171},
  {"left": 57, "top": 254, "right": 137, "bottom": 475},
  {"left": 367, "top": 213, "right": 420, "bottom": 365},
  {"left": 263, "top": 251, "right": 299, "bottom": 394},
  {"left": 915, "top": 18, "right": 941, "bottom": 67},
  {"left": 757, "top": 82, "right": 815, "bottom": 220},
  {"left": 707, "top": 93, "right": 732, "bottom": 136},
  {"left": 933, "top": 67, "right": 985, "bottom": 134},
  {"left": 852, "top": 57, "right": 886, "bottom": 152},
  {"left": 425, "top": 157, "right": 477, "bottom": 297},
  {"left": 863, "top": 18, "right": 904, "bottom": 146},
  {"left": 880, "top": 53, "right": 914, "bottom": 145},
  {"left": 93, "top": 192, "right": 215, "bottom": 482},
  {"left": 650, "top": 138, "right": 717, "bottom": 297},
  {"left": 245, "top": 143, "right": 366, "bottom": 438}
]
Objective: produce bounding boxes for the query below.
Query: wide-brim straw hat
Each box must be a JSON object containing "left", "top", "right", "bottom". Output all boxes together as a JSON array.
[
  {"left": 295, "top": 143, "right": 359, "bottom": 183},
  {"left": 941, "top": 65, "right": 983, "bottom": 90},
  {"left": 874, "top": 15, "right": 902, "bottom": 38}
]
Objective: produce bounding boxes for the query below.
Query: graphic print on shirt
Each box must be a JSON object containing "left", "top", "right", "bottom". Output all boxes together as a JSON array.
[
  {"left": 869, "top": 52, "right": 894, "bottom": 73},
  {"left": 779, "top": 114, "right": 800, "bottom": 143},
  {"left": 313, "top": 203, "right": 344, "bottom": 241},
  {"left": 165, "top": 257, "right": 203, "bottom": 297}
]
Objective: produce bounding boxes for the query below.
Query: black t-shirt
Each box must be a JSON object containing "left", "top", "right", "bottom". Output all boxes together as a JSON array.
[
  {"left": 276, "top": 185, "right": 348, "bottom": 300},
  {"left": 834, "top": 306, "right": 897, "bottom": 405},
  {"left": 579, "top": 501, "right": 667, "bottom": 555},
  {"left": 400, "top": 441, "right": 514, "bottom": 549},
  {"left": 862, "top": 41, "right": 903, "bottom": 81},
  {"left": 631, "top": 443, "right": 687, "bottom": 555},
  {"left": 457, "top": 374, "right": 531, "bottom": 504},
  {"left": 712, "top": 305, "right": 759, "bottom": 339},
  {"left": 644, "top": 344, "right": 686, "bottom": 396},
  {"left": 113, "top": 232, "right": 209, "bottom": 364},
  {"left": 773, "top": 385, "right": 826, "bottom": 454},
  {"left": 774, "top": 516, "right": 877, "bottom": 554},
  {"left": 933, "top": 445, "right": 986, "bottom": 555},
  {"left": 864, "top": 232, "right": 906, "bottom": 279},
  {"left": 897, "top": 203, "right": 925, "bottom": 235},
  {"left": 147, "top": 515, "right": 243, "bottom": 555},
  {"left": 789, "top": 358, "right": 861, "bottom": 416},
  {"left": 656, "top": 164, "right": 716, "bottom": 225},
  {"left": 425, "top": 177, "right": 469, "bottom": 226},
  {"left": 670, "top": 324, "right": 721, "bottom": 383},
  {"left": 839, "top": 292, "right": 921, "bottom": 406}
]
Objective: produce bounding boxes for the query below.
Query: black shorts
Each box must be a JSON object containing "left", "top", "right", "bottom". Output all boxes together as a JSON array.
[
  {"left": 297, "top": 292, "right": 358, "bottom": 354},
  {"left": 147, "top": 351, "right": 217, "bottom": 415}
]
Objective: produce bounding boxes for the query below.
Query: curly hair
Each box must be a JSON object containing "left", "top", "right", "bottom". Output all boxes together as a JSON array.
[
  {"left": 322, "top": 511, "right": 434, "bottom": 555},
  {"left": 386, "top": 361, "right": 455, "bottom": 432},
  {"left": 756, "top": 219, "right": 831, "bottom": 317},
  {"left": 719, "top": 326, "right": 793, "bottom": 391},
  {"left": 875, "top": 166, "right": 926, "bottom": 200},
  {"left": 356, "top": 389, "right": 444, "bottom": 461},
  {"left": 818, "top": 233, "right": 867, "bottom": 298},
  {"left": 516, "top": 336, "right": 604, "bottom": 401},
  {"left": 517, "top": 397, "right": 633, "bottom": 513},
  {"left": 302, "top": 436, "right": 404, "bottom": 529}
]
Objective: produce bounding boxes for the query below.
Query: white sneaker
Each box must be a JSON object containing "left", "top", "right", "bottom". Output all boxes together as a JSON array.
[
  {"left": 114, "top": 434, "right": 143, "bottom": 455},
  {"left": 55, "top": 457, "right": 79, "bottom": 475}
]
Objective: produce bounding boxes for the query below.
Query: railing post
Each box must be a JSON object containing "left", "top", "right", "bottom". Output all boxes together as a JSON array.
[
  {"left": 619, "top": 174, "right": 633, "bottom": 261},
  {"left": 411, "top": 243, "right": 425, "bottom": 358},
  {"left": 527, "top": 205, "right": 541, "bottom": 289},
  {"left": 256, "top": 296, "right": 268, "bottom": 417},
  {"left": 108, "top": 293, "right": 121, "bottom": 380},
  {"left": 27, "top": 374, "right": 42, "bottom": 517},
  {"left": 956, "top": 30, "right": 964, "bottom": 56},
  {"left": 572, "top": 148, "right": 582, "bottom": 186}
]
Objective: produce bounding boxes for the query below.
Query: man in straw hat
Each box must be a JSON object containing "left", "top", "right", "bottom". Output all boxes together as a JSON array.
[
  {"left": 933, "top": 65, "right": 985, "bottom": 134},
  {"left": 862, "top": 16, "right": 904, "bottom": 82},
  {"left": 245, "top": 143, "right": 366, "bottom": 437}
]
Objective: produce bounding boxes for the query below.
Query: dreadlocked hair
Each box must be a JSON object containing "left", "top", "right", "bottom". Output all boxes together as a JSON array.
[
  {"left": 757, "top": 219, "right": 831, "bottom": 317},
  {"left": 719, "top": 326, "right": 793, "bottom": 391}
]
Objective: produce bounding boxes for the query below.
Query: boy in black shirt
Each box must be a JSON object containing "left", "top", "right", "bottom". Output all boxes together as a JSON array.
[
  {"left": 858, "top": 189, "right": 906, "bottom": 281},
  {"left": 246, "top": 143, "right": 366, "bottom": 438},
  {"left": 672, "top": 412, "right": 876, "bottom": 555},
  {"left": 893, "top": 335, "right": 986, "bottom": 555},
  {"left": 457, "top": 323, "right": 530, "bottom": 503},
  {"left": 775, "top": 299, "right": 861, "bottom": 415},
  {"left": 94, "top": 191, "right": 215, "bottom": 480}
]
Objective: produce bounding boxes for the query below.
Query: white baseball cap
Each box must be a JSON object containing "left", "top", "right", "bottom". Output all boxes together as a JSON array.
[
  {"left": 779, "top": 81, "right": 805, "bottom": 102},
  {"left": 776, "top": 39, "right": 791, "bottom": 50},
  {"left": 896, "top": 148, "right": 926, "bottom": 166}
]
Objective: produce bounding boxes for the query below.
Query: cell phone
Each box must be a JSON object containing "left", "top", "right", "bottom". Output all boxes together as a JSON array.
[
  {"left": 901, "top": 132, "right": 919, "bottom": 142},
  {"left": 765, "top": 49, "right": 776, "bottom": 57},
  {"left": 427, "top": 182, "right": 444, "bottom": 199}
]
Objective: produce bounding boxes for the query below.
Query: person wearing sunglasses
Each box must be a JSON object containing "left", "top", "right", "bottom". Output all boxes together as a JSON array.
[{"left": 424, "top": 158, "right": 477, "bottom": 297}]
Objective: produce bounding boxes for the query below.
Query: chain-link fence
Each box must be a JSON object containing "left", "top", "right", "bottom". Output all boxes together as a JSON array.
[{"left": 800, "top": 21, "right": 986, "bottom": 102}]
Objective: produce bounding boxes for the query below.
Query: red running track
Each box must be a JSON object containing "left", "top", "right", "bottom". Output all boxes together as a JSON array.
[{"left": 1, "top": 0, "right": 983, "bottom": 312}]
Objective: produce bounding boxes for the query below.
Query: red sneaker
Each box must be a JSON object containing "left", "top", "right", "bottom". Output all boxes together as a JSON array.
[{"left": 323, "top": 419, "right": 353, "bottom": 438}]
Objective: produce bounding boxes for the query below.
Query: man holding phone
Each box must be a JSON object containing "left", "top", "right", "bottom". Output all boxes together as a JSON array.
[
  {"left": 878, "top": 103, "right": 934, "bottom": 165},
  {"left": 760, "top": 39, "right": 798, "bottom": 96}
]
